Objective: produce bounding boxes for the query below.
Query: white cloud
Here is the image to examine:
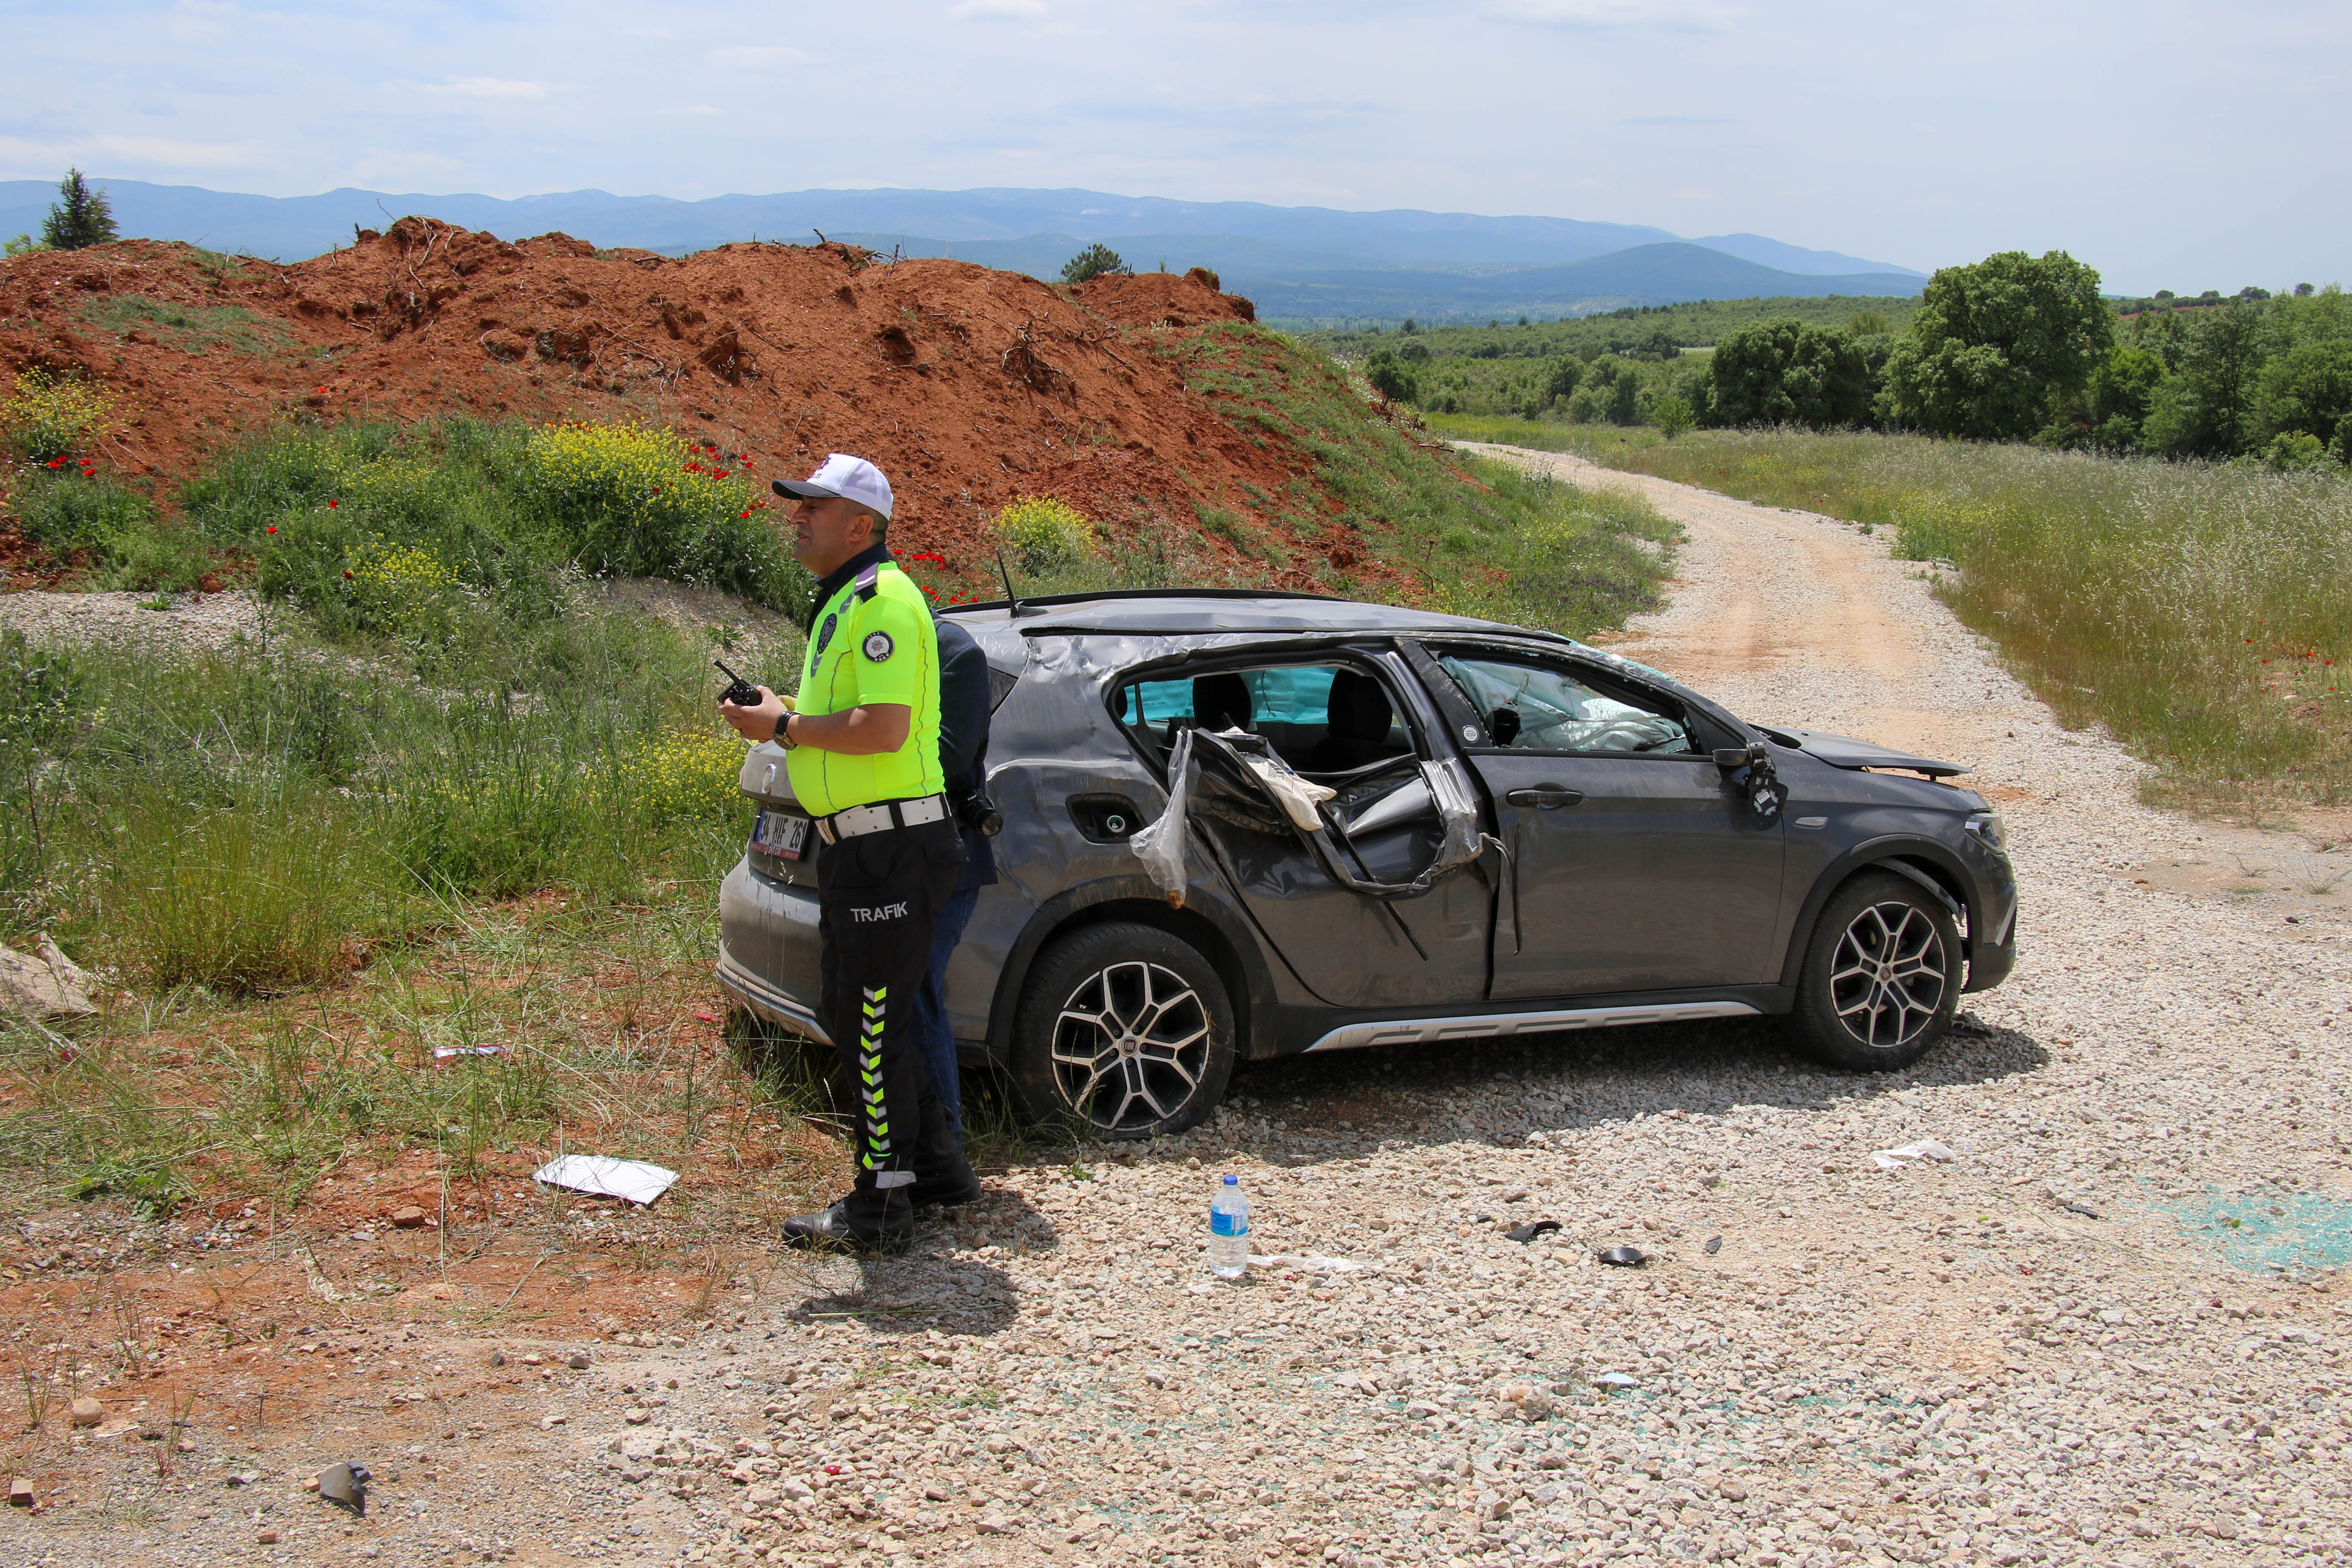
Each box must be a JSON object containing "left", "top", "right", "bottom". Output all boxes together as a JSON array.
[
  {"left": 0, "top": 133, "right": 275, "bottom": 172},
  {"left": 706, "top": 45, "right": 816, "bottom": 67},
  {"left": 949, "top": 0, "right": 1048, "bottom": 19},
  {"left": 422, "top": 78, "right": 549, "bottom": 100}
]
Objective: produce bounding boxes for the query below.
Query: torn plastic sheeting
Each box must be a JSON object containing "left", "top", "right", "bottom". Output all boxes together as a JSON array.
[
  {"left": 532, "top": 1155, "right": 679, "bottom": 1206},
  {"left": 1871, "top": 1138, "right": 1957, "bottom": 1171},
  {"left": 432, "top": 1045, "right": 509, "bottom": 1066},
  {"left": 1126, "top": 725, "right": 1197, "bottom": 906}
]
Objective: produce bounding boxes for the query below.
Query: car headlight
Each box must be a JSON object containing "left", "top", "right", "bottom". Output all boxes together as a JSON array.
[{"left": 1965, "top": 811, "right": 2008, "bottom": 854}]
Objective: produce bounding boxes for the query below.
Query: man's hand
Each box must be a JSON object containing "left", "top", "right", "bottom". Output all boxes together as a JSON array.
[{"left": 720, "top": 686, "right": 788, "bottom": 742}]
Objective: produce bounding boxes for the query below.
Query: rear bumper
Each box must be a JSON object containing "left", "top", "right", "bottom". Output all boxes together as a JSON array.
[{"left": 717, "top": 855, "right": 828, "bottom": 1043}]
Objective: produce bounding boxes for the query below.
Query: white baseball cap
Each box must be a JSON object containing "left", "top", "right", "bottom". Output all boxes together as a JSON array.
[{"left": 771, "top": 452, "right": 894, "bottom": 521}]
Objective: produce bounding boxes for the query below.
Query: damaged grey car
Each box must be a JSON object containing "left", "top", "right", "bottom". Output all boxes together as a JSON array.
[{"left": 718, "top": 591, "right": 2018, "bottom": 1140}]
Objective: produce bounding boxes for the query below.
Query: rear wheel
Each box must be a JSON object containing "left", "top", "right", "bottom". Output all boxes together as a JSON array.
[
  {"left": 1788, "top": 872, "right": 1960, "bottom": 1071},
  {"left": 1011, "top": 922, "right": 1236, "bottom": 1141}
]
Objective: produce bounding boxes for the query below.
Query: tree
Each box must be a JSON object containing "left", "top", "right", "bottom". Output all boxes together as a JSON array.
[
  {"left": 1651, "top": 394, "right": 1695, "bottom": 440},
  {"left": 2140, "top": 305, "right": 2265, "bottom": 456},
  {"left": 3, "top": 234, "right": 47, "bottom": 257},
  {"left": 1541, "top": 356, "right": 1582, "bottom": 407},
  {"left": 2254, "top": 340, "right": 2352, "bottom": 453},
  {"left": 40, "top": 169, "right": 116, "bottom": 251},
  {"left": 1705, "top": 318, "right": 1874, "bottom": 429},
  {"left": 1363, "top": 349, "right": 1419, "bottom": 405},
  {"left": 1059, "top": 243, "right": 1129, "bottom": 285},
  {"left": 1880, "top": 251, "right": 2112, "bottom": 439}
]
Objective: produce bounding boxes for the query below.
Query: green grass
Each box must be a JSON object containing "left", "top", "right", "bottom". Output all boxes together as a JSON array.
[
  {"left": 1164, "top": 323, "right": 1676, "bottom": 636},
  {"left": 77, "top": 294, "right": 293, "bottom": 356},
  {"left": 1298, "top": 296, "right": 1916, "bottom": 358},
  {"left": 1521, "top": 425, "right": 2352, "bottom": 806}
]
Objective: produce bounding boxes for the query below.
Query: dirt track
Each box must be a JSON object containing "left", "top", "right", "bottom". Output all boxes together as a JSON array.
[{"left": 11, "top": 449, "right": 2352, "bottom": 1568}]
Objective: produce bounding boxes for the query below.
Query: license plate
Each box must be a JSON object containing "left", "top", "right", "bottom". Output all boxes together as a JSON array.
[{"left": 752, "top": 809, "right": 810, "bottom": 862}]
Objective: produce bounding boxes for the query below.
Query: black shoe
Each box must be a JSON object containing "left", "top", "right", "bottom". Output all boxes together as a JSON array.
[
  {"left": 911, "top": 1160, "right": 981, "bottom": 1211},
  {"left": 781, "top": 1188, "right": 912, "bottom": 1254}
]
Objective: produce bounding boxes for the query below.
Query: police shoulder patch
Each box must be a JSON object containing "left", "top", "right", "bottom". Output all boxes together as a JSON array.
[
  {"left": 814, "top": 612, "right": 839, "bottom": 656},
  {"left": 862, "top": 630, "right": 895, "bottom": 662}
]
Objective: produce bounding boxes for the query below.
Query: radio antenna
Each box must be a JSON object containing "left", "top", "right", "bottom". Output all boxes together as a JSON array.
[{"left": 995, "top": 548, "right": 1037, "bottom": 619}]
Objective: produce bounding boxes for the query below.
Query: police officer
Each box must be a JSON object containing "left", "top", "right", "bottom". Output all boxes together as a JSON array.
[{"left": 719, "top": 453, "right": 975, "bottom": 1253}]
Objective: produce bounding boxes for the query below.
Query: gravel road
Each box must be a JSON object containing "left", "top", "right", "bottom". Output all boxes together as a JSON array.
[{"left": 14, "top": 450, "right": 2352, "bottom": 1568}]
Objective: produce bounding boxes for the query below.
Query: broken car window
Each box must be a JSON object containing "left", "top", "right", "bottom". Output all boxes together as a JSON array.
[{"left": 1437, "top": 654, "right": 1692, "bottom": 755}]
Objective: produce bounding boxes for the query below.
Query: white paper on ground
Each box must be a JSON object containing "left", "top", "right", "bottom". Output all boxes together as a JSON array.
[
  {"left": 532, "top": 1155, "right": 679, "bottom": 1206},
  {"left": 1871, "top": 1138, "right": 1957, "bottom": 1170},
  {"left": 1246, "top": 1253, "right": 1375, "bottom": 1274}
]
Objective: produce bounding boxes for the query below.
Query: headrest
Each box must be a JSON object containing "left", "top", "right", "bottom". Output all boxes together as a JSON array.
[
  {"left": 1327, "top": 669, "right": 1392, "bottom": 741},
  {"left": 1192, "top": 673, "right": 1252, "bottom": 731}
]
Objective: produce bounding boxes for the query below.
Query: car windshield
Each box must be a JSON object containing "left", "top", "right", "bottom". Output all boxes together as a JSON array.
[{"left": 1439, "top": 654, "right": 1692, "bottom": 754}]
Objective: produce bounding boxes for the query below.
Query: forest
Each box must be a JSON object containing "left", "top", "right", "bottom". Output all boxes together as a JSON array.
[{"left": 1319, "top": 253, "right": 2352, "bottom": 469}]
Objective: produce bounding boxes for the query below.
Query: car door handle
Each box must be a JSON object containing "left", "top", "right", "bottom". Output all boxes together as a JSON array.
[{"left": 1505, "top": 785, "right": 1584, "bottom": 810}]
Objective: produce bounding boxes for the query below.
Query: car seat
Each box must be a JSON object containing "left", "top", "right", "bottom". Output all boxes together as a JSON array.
[
  {"left": 1308, "top": 669, "right": 1398, "bottom": 773},
  {"left": 1189, "top": 673, "right": 1254, "bottom": 734}
]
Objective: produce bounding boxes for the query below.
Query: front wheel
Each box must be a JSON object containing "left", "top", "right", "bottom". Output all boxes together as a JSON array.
[
  {"left": 1011, "top": 922, "right": 1236, "bottom": 1140},
  {"left": 1788, "top": 872, "right": 1960, "bottom": 1071}
]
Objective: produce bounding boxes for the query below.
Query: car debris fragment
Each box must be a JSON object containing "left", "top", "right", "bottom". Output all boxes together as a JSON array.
[
  {"left": 317, "top": 1461, "right": 371, "bottom": 1516},
  {"left": 1871, "top": 1139, "right": 1957, "bottom": 1170},
  {"left": 1504, "top": 1220, "right": 1562, "bottom": 1243},
  {"left": 1596, "top": 1246, "right": 1647, "bottom": 1267}
]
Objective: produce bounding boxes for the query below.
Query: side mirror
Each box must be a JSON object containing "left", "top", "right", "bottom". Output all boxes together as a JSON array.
[
  {"left": 1490, "top": 706, "right": 1522, "bottom": 747},
  {"left": 1713, "top": 746, "right": 1758, "bottom": 769}
]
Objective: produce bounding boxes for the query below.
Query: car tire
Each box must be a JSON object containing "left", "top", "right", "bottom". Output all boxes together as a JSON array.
[
  {"left": 1788, "top": 872, "right": 1960, "bottom": 1072},
  {"left": 1011, "top": 922, "right": 1237, "bottom": 1141}
]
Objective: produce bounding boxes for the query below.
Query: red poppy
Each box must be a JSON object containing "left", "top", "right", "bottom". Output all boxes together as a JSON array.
[
  {"left": 315, "top": 386, "right": 326, "bottom": 394},
  {"left": 343, "top": 569, "right": 353, "bottom": 579},
  {"left": 266, "top": 526, "right": 278, "bottom": 534},
  {"left": 713, "top": 470, "right": 728, "bottom": 479},
  {"left": 327, "top": 499, "right": 339, "bottom": 508}
]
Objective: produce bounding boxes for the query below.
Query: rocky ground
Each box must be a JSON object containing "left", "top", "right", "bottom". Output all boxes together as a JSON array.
[{"left": 5, "top": 449, "right": 2350, "bottom": 1567}]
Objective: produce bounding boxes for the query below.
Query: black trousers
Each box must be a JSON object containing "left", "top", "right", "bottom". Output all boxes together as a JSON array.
[{"left": 815, "top": 818, "right": 964, "bottom": 1188}]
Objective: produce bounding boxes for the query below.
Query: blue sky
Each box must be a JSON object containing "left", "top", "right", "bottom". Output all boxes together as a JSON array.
[{"left": 2, "top": 0, "right": 2343, "bottom": 293}]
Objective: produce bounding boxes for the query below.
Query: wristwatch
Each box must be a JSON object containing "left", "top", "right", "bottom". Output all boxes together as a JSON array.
[{"left": 776, "top": 711, "right": 796, "bottom": 749}]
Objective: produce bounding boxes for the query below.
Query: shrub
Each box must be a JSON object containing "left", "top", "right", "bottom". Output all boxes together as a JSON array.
[
  {"left": 342, "top": 538, "right": 466, "bottom": 636},
  {"left": 1706, "top": 318, "right": 1873, "bottom": 429},
  {"left": 3, "top": 368, "right": 111, "bottom": 462},
  {"left": 518, "top": 422, "right": 807, "bottom": 608},
  {"left": 994, "top": 494, "right": 1092, "bottom": 571},
  {"left": 1061, "top": 244, "right": 1130, "bottom": 285},
  {"left": 1651, "top": 395, "right": 1696, "bottom": 439},
  {"left": 1363, "top": 349, "right": 1419, "bottom": 404}
]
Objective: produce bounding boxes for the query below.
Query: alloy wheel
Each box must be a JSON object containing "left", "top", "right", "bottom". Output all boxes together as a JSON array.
[
  {"left": 1050, "top": 959, "right": 1213, "bottom": 1134},
  {"left": 1828, "top": 899, "right": 1949, "bottom": 1049}
]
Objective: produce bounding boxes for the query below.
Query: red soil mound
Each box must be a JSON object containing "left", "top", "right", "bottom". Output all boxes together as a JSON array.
[{"left": 0, "top": 224, "right": 1391, "bottom": 591}]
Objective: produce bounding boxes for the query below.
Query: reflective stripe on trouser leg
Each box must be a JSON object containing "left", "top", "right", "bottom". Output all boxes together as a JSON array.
[{"left": 858, "top": 986, "right": 898, "bottom": 1176}]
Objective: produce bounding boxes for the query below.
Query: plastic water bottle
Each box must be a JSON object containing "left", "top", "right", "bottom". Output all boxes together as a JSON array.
[{"left": 1210, "top": 1174, "right": 1250, "bottom": 1279}]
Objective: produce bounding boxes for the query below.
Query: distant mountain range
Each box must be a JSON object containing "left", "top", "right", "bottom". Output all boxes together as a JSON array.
[{"left": 0, "top": 179, "right": 1928, "bottom": 323}]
